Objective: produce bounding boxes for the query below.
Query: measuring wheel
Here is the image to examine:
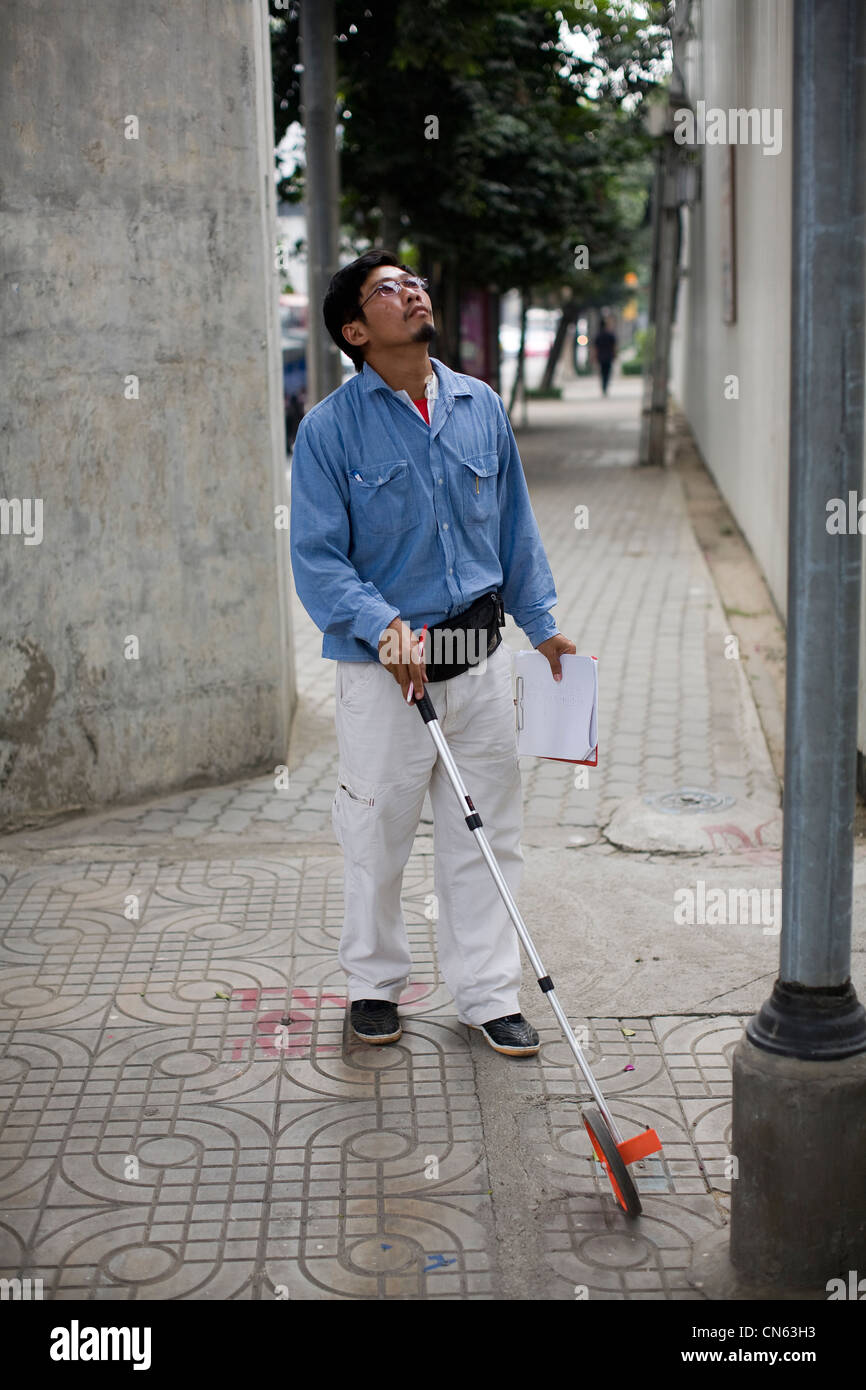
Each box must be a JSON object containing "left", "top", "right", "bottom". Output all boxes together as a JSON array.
[
  {"left": 411, "top": 681, "right": 663, "bottom": 1223},
  {"left": 582, "top": 1106, "right": 642, "bottom": 1218}
]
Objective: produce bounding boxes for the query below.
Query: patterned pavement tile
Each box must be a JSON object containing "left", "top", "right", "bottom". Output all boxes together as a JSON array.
[
  {"left": 0, "top": 851, "right": 744, "bottom": 1300},
  {"left": 542, "top": 1193, "right": 725, "bottom": 1299},
  {"left": 514, "top": 1013, "right": 742, "bottom": 1294},
  {"left": 0, "top": 851, "right": 498, "bottom": 1299}
]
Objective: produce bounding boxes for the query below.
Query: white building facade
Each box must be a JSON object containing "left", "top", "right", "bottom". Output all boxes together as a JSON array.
[{"left": 668, "top": 0, "right": 866, "bottom": 769}]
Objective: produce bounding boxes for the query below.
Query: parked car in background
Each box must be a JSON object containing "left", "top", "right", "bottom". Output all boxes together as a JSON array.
[
  {"left": 498, "top": 309, "right": 558, "bottom": 360},
  {"left": 280, "top": 294, "right": 308, "bottom": 451}
]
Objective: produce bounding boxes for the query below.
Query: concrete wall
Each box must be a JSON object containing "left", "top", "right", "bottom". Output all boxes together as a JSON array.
[
  {"left": 670, "top": 0, "right": 866, "bottom": 760},
  {"left": 670, "top": 0, "right": 793, "bottom": 620},
  {"left": 0, "top": 0, "right": 294, "bottom": 827}
]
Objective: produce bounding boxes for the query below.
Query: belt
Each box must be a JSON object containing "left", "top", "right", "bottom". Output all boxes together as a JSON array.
[{"left": 421, "top": 590, "right": 505, "bottom": 682}]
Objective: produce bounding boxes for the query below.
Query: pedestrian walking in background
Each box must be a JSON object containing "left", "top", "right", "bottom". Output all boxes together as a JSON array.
[
  {"left": 593, "top": 316, "right": 617, "bottom": 395},
  {"left": 289, "top": 249, "right": 576, "bottom": 1057}
]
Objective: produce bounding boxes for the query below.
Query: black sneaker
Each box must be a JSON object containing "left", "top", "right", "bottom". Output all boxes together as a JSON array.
[
  {"left": 470, "top": 1013, "right": 540, "bottom": 1056},
  {"left": 350, "top": 998, "right": 402, "bottom": 1045}
]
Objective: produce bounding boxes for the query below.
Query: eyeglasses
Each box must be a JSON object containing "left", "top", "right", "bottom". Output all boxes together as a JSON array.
[{"left": 358, "top": 275, "right": 429, "bottom": 310}]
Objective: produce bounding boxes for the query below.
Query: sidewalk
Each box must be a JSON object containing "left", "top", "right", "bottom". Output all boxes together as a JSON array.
[{"left": 1, "top": 373, "right": 863, "bottom": 1301}]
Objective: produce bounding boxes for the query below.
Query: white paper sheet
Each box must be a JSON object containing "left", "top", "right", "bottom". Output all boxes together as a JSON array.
[{"left": 513, "top": 651, "right": 598, "bottom": 762}]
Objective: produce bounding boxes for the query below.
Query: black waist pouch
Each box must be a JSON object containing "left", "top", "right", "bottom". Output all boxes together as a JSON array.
[{"left": 422, "top": 590, "right": 505, "bottom": 682}]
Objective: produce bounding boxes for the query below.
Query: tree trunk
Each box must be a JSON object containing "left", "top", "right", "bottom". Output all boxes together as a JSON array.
[
  {"left": 508, "top": 294, "right": 528, "bottom": 420},
  {"left": 539, "top": 299, "right": 579, "bottom": 393},
  {"left": 378, "top": 191, "right": 402, "bottom": 254},
  {"left": 421, "top": 256, "right": 460, "bottom": 367}
]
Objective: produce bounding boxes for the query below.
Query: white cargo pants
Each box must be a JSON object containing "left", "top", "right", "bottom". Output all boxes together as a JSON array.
[{"left": 331, "top": 640, "right": 524, "bottom": 1025}]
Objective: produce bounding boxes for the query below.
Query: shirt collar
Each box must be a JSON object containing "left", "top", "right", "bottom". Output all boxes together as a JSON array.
[{"left": 359, "top": 356, "right": 474, "bottom": 400}]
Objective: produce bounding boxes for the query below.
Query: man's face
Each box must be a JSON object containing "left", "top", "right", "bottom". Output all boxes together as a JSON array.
[{"left": 343, "top": 265, "right": 435, "bottom": 359}]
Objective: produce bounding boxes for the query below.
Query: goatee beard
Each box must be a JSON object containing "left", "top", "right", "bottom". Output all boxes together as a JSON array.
[{"left": 412, "top": 320, "right": 436, "bottom": 346}]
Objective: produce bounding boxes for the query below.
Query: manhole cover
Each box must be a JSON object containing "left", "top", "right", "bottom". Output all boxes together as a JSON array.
[{"left": 643, "top": 787, "right": 736, "bottom": 815}]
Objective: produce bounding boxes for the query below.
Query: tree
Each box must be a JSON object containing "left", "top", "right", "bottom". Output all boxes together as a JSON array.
[{"left": 270, "top": 1, "right": 670, "bottom": 374}]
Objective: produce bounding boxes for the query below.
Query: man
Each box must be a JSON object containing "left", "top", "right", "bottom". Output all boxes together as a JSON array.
[
  {"left": 593, "top": 316, "right": 617, "bottom": 395},
  {"left": 290, "top": 249, "right": 575, "bottom": 1057}
]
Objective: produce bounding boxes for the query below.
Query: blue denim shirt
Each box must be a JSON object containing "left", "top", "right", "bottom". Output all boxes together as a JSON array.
[{"left": 289, "top": 356, "right": 560, "bottom": 662}]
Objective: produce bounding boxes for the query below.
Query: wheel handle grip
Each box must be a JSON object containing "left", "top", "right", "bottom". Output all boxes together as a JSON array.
[{"left": 413, "top": 688, "right": 438, "bottom": 723}]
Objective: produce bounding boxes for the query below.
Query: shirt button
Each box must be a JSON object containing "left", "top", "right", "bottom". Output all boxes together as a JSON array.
[
  {"left": 443, "top": 522, "right": 449, "bottom": 530},
  {"left": 449, "top": 568, "right": 453, "bottom": 575},
  {"left": 438, "top": 478, "right": 443, "bottom": 484}
]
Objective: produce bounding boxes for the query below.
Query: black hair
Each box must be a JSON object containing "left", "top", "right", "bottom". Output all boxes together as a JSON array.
[{"left": 323, "top": 249, "right": 415, "bottom": 372}]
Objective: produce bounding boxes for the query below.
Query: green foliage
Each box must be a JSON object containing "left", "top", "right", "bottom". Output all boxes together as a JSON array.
[
  {"left": 631, "top": 325, "right": 651, "bottom": 359},
  {"left": 621, "top": 323, "right": 650, "bottom": 372},
  {"left": 269, "top": 0, "right": 671, "bottom": 296}
]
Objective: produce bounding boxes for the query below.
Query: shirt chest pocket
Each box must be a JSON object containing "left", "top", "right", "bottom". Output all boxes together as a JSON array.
[
  {"left": 460, "top": 452, "right": 500, "bottom": 523},
  {"left": 348, "top": 458, "right": 420, "bottom": 535}
]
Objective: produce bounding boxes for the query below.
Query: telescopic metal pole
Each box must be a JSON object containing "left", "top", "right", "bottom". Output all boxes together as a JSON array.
[{"left": 412, "top": 689, "right": 623, "bottom": 1141}]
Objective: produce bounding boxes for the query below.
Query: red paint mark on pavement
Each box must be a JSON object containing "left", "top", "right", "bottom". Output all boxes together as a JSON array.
[
  {"left": 701, "top": 818, "right": 782, "bottom": 865},
  {"left": 230, "top": 985, "right": 346, "bottom": 1060},
  {"left": 398, "top": 983, "right": 431, "bottom": 1006},
  {"left": 229, "top": 983, "right": 433, "bottom": 1061},
  {"left": 702, "top": 822, "right": 754, "bottom": 851}
]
